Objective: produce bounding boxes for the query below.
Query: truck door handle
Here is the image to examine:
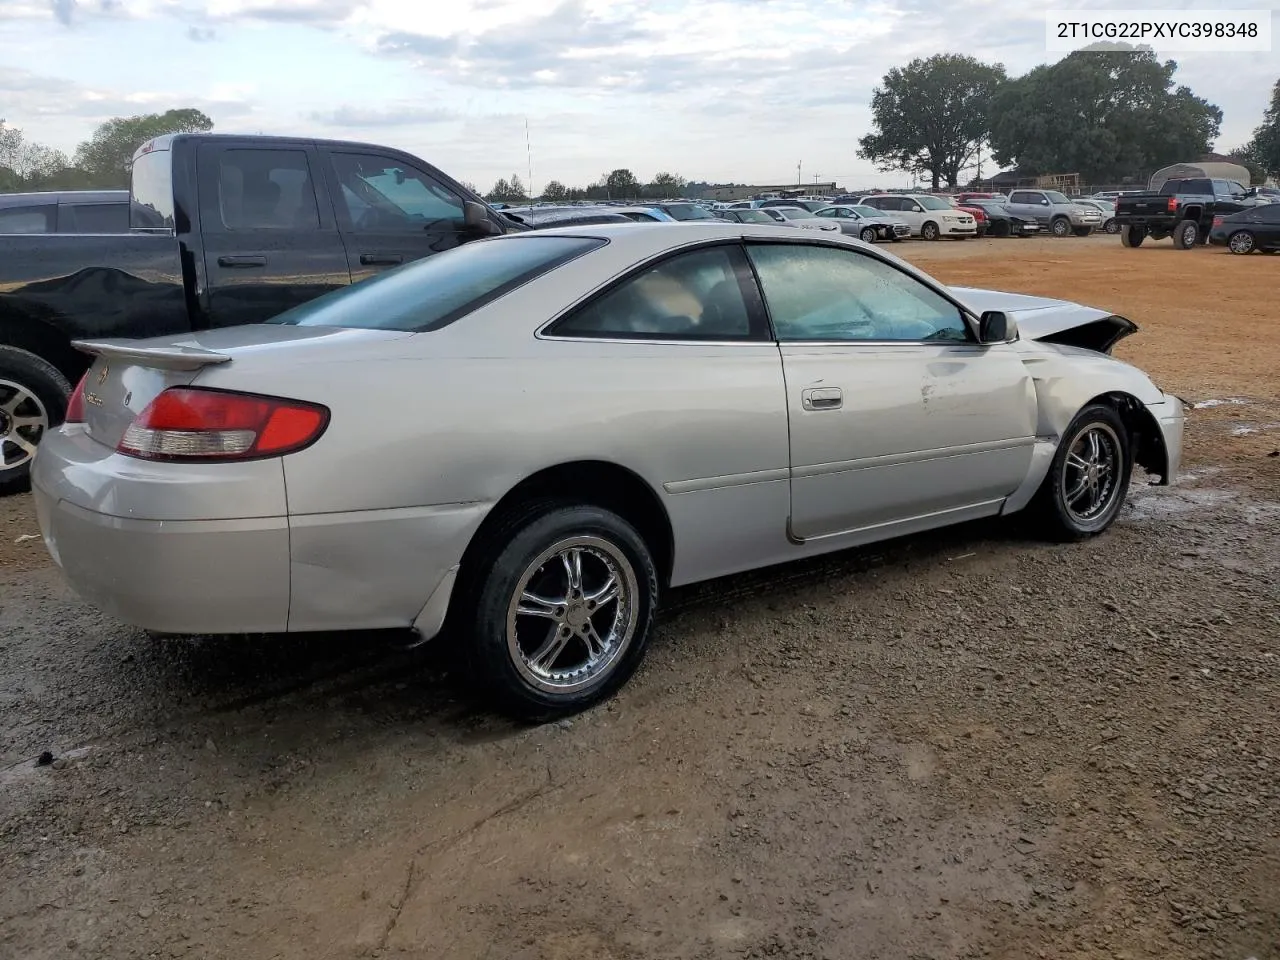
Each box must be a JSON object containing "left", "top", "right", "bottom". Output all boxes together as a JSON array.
[
  {"left": 359, "top": 253, "right": 404, "bottom": 266},
  {"left": 801, "top": 387, "right": 843, "bottom": 411},
  {"left": 217, "top": 255, "right": 267, "bottom": 268}
]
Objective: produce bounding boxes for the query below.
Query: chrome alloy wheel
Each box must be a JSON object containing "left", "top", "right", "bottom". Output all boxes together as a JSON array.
[
  {"left": 1228, "top": 231, "right": 1255, "bottom": 254},
  {"left": 1061, "top": 423, "right": 1122, "bottom": 523},
  {"left": 506, "top": 536, "right": 639, "bottom": 694},
  {"left": 0, "top": 379, "right": 49, "bottom": 471}
]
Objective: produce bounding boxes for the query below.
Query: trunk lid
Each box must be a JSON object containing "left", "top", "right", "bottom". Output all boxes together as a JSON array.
[{"left": 73, "top": 325, "right": 409, "bottom": 449}]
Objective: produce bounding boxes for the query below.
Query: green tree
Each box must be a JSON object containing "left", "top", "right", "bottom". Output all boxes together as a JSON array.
[
  {"left": 604, "top": 168, "right": 641, "bottom": 199},
  {"left": 1225, "top": 148, "right": 1266, "bottom": 185},
  {"left": 541, "top": 179, "right": 568, "bottom": 201},
  {"left": 645, "top": 171, "right": 687, "bottom": 198},
  {"left": 988, "top": 50, "right": 1221, "bottom": 184},
  {"left": 487, "top": 177, "right": 512, "bottom": 201},
  {"left": 73, "top": 107, "right": 213, "bottom": 187},
  {"left": 1244, "top": 78, "right": 1280, "bottom": 179},
  {"left": 857, "top": 54, "right": 1007, "bottom": 190},
  {"left": 508, "top": 173, "right": 527, "bottom": 201}
]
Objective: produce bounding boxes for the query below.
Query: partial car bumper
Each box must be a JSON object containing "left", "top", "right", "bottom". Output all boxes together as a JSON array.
[
  {"left": 944, "top": 223, "right": 977, "bottom": 236},
  {"left": 1148, "top": 395, "right": 1185, "bottom": 485},
  {"left": 32, "top": 426, "right": 292, "bottom": 633},
  {"left": 1207, "top": 227, "right": 1230, "bottom": 246}
]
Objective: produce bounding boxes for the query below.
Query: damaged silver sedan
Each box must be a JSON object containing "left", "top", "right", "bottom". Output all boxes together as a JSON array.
[{"left": 33, "top": 223, "right": 1184, "bottom": 718}]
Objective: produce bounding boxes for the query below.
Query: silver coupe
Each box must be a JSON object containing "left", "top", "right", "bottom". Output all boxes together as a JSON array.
[{"left": 33, "top": 223, "right": 1184, "bottom": 718}]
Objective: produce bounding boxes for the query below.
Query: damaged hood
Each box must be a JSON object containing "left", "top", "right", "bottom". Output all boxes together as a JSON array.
[{"left": 949, "top": 286, "right": 1138, "bottom": 354}]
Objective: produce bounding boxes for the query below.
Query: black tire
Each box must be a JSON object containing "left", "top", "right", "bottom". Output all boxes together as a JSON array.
[
  {"left": 1119, "top": 225, "right": 1145, "bottom": 248},
  {"left": 889, "top": 234, "right": 902, "bottom": 242},
  {"left": 920, "top": 221, "right": 940, "bottom": 241},
  {"left": 1227, "top": 230, "right": 1255, "bottom": 255},
  {"left": 1172, "top": 219, "right": 1199, "bottom": 249},
  {"left": 0, "top": 346, "right": 72, "bottom": 496},
  {"left": 1104, "top": 218, "right": 1119, "bottom": 234},
  {"left": 1050, "top": 217, "right": 1071, "bottom": 237},
  {"left": 458, "top": 501, "right": 659, "bottom": 720},
  {"left": 1072, "top": 226, "right": 1092, "bottom": 237},
  {"left": 859, "top": 226, "right": 877, "bottom": 243},
  {"left": 1034, "top": 404, "right": 1132, "bottom": 542}
]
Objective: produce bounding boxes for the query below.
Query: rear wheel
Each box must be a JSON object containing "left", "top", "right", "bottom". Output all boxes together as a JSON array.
[
  {"left": 920, "top": 221, "right": 940, "bottom": 241},
  {"left": 1227, "top": 230, "right": 1255, "bottom": 255},
  {"left": 1120, "top": 225, "right": 1145, "bottom": 247},
  {"left": 859, "top": 226, "right": 877, "bottom": 243},
  {"left": 1104, "top": 218, "right": 1119, "bottom": 234},
  {"left": 1050, "top": 217, "right": 1071, "bottom": 237},
  {"left": 460, "top": 502, "right": 659, "bottom": 720},
  {"left": 1072, "top": 226, "right": 1092, "bottom": 237},
  {"left": 1172, "top": 219, "right": 1199, "bottom": 249},
  {"left": 1035, "top": 404, "right": 1132, "bottom": 542},
  {"left": 0, "top": 347, "right": 71, "bottom": 495}
]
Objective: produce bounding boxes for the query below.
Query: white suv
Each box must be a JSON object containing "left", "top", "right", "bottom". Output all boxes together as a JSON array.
[{"left": 857, "top": 194, "right": 976, "bottom": 239}]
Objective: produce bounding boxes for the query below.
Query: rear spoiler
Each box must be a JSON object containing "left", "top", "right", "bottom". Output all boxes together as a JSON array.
[{"left": 72, "top": 339, "right": 231, "bottom": 371}]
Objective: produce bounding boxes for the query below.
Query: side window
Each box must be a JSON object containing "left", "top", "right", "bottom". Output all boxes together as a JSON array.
[
  {"left": 214, "top": 149, "right": 319, "bottom": 230},
  {"left": 59, "top": 202, "right": 129, "bottom": 233},
  {"left": 748, "top": 243, "right": 970, "bottom": 343},
  {"left": 1212, "top": 180, "right": 1231, "bottom": 197},
  {"left": 330, "top": 152, "right": 464, "bottom": 231},
  {"left": 1008, "top": 192, "right": 1028, "bottom": 204},
  {"left": 1258, "top": 204, "right": 1280, "bottom": 223},
  {"left": 0, "top": 205, "right": 53, "bottom": 233},
  {"left": 552, "top": 246, "right": 756, "bottom": 340},
  {"left": 1228, "top": 181, "right": 1248, "bottom": 196},
  {"left": 877, "top": 198, "right": 901, "bottom": 211}
]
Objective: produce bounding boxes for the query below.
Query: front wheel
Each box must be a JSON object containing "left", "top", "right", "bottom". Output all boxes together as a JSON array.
[
  {"left": 1228, "top": 230, "right": 1255, "bottom": 255},
  {"left": 1034, "top": 404, "right": 1132, "bottom": 542},
  {"left": 859, "top": 226, "right": 877, "bottom": 243},
  {"left": 1, "top": 346, "right": 71, "bottom": 495},
  {"left": 920, "top": 221, "right": 940, "bottom": 241},
  {"left": 462, "top": 502, "right": 658, "bottom": 720},
  {"left": 1051, "top": 217, "right": 1071, "bottom": 237}
]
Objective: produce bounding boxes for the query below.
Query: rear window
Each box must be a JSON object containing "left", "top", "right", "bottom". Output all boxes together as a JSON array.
[
  {"left": 267, "top": 235, "right": 605, "bottom": 332},
  {"left": 1161, "top": 179, "right": 1211, "bottom": 195},
  {"left": 664, "top": 204, "right": 715, "bottom": 221},
  {"left": 131, "top": 149, "right": 175, "bottom": 229}
]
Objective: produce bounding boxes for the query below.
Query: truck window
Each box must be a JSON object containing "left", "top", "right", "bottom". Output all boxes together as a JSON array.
[
  {"left": 1009, "top": 191, "right": 1032, "bottom": 204},
  {"left": 0, "top": 206, "right": 53, "bottom": 233},
  {"left": 213, "top": 149, "right": 320, "bottom": 230},
  {"left": 1160, "top": 179, "right": 1210, "bottom": 195},
  {"left": 1043, "top": 191, "right": 1069, "bottom": 204},
  {"left": 59, "top": 202, "right": 130, "bottom": 233},
  {"left": 131, "top": 149, "right": 175, "bottom": 229},
  {"left": 329, "top": 152, "right": 464, "bottom": 231}
]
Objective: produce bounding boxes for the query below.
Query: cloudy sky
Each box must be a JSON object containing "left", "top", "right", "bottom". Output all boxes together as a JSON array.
[{"left": 1, "top": 0, "right": 1276, "bottom": 191}]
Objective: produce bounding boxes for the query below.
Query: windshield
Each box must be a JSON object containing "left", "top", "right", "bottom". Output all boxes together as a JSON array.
[
  {"left": 849, "top": 205, "right": 881, "bottom": 218},
  {"left": 736, "top": 209, "right": 774, "bottom": 224},
  {"left": 916, "top": 196, "right": 951, "bottom": 210},
  {"left": 781, "top": 208, "right": 816, "bottom": 219},
  {"left": 663, "top": 203, "right": 716, "bottom": 221},
  {"left": 1044, "top": 191, "right": 1070, "bottom": 204},
  {"left": 267, "top": 236, "right": 604, "bottom": 331}
]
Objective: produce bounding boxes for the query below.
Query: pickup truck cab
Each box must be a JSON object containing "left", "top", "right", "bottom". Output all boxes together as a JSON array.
[
  {"left": 0, "top": 133, "right": 517, "bottom": 491},
  {"left": 1114, "top": 177, "right": 1251, "bottom": 250},
  {"left": 1005, "top": 189, "right": 1101, "bottom": 237}
]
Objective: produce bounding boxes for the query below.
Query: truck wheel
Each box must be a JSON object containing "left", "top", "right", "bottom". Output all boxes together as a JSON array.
[
  {"left": 1120, "top": 225, "right": 1145, "bottom": 248},
  {"left": 0, "top": 346, "right": 71, "bottom": 495},
  {"left": 1227, "top": 231, "right": 1255, "bottom": 255},
  {"left": 920, "top": 221, "right": 940, "bottom": 241},
  {"left": 1172, "top": 219, "right": 1199, "bottom": 249},
  {"left": 1050, "top": 217, "right": 1071, "bottom": 237},
  {"left": 1071, "top": 226, "right": 1092, "bottom": 237}
]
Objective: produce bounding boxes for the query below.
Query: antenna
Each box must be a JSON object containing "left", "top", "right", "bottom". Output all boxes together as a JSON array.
[{"left": 525, "top": 118, "right": 534, "bottom": 199}]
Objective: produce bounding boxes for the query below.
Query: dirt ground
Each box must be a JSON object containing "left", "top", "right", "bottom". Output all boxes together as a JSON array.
[{"left": 2, "top": 234, "right": 1277, "bottom": 960}]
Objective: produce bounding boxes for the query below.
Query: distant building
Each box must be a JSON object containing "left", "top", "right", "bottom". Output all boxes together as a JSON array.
[
  {"left": 700, "top": 182, "right": 840, "bottom": 201},
  {"left": 1149, "top": 161, "right": 1253, "bottom": 190}
]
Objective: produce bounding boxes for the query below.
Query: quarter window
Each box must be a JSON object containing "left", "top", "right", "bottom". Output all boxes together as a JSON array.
[
  {"left": 330, "top": 152, "right": 464, "bottom": 230},
  {"left": 748, "top": 243, "right": 970, "bottom": 343},
  {"left": 552, "top": 246, "right": 756, "bottom": 340}
]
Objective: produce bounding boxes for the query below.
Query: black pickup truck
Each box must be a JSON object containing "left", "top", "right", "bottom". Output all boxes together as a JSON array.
[
  {"left": 0, "top": 133, "right": 521, "bottom": 491},
  {"left": 1115, "top": 177, "right": 1253, "bottom": 250}
]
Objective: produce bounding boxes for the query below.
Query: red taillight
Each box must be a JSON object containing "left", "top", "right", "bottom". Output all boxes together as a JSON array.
[
  {"left": 1167, "top": 197, "right": 1178, "bottom": 212},
  {"left": 65, "top": 371, "right": 89, "bottom": 424},
  {"left": 1212, "top": 215, "right": 1224, "bottom": 227},
  {"left": 117, "top": 388, "right": 329, "bottom": 462}
]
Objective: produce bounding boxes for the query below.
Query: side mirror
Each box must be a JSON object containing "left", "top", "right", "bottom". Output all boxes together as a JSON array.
[
  {"left": 1039, "top": 199, "right": 1050, "bottom": 205},
  {"left": 910, "top": 205, "right": 922, "bottom": 213},
  {"left": 979, "top": 310, "right": 1018, "bottom": 344},
  {"left": 463, "top": 200, "right": 501, "bottom": 236}
]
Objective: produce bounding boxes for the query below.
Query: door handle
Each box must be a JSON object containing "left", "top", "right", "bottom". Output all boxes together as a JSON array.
[
  {"left": 359, "top": 253, "right": 404, "bottom": 266},
  {"left": 801, "top": 387, "right": 843, "bottom": 411},
  {"left": 217, "top": 255, "right": 267, "bottom": 268}
]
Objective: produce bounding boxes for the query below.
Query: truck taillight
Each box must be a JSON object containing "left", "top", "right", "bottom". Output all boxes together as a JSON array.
[
  {"left": 1167, "top": 197, "right": 1178, "bottom": 212},
  {"left": 65, "top": 371, "right": 89, "bottom": 424},
  {"left": 117, "top": 388, "right": 329, "bottom": 462}
]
